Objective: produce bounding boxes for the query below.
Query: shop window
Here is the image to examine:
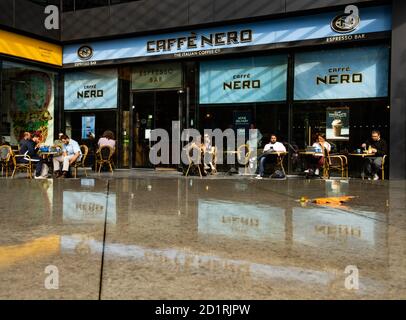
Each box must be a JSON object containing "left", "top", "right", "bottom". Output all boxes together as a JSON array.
[
  {"left": 0, "top": 61, "right": 58, "bottom": 147},
  {"left": 291, "top": 101, "right": 390, "bottom": 174}
]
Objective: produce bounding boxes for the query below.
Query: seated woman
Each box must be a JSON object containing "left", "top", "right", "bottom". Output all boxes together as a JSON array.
[
  {"left": 306, "top": 133, "right": 331, "bottom": 176},
  {"left": 202, "top": 134, "right": 216, "bottom": 174},
  {"left": 98, "top": 130, "right": 116, "bottom": 150}
]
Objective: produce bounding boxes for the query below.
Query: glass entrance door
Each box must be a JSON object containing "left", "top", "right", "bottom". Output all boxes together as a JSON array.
[{"left": 132, "top": 90, "right": 180, "bottom": 168}]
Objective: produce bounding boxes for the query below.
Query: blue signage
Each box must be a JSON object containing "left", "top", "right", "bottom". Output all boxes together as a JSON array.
[
  {"left": 64, "top": 69, "right": 118, "bottom": 110},
  {"left": 294, "top": 45, "right": 389, "bottom": 100},
  {"left": 200, "top": 55, "right": 287, "bottom": 104},
  {"left": 81, "top": 116, "right": 96, "bottom": 139},
  {"left": 63, "top": 6, "right": 391, "bottom": 66}
]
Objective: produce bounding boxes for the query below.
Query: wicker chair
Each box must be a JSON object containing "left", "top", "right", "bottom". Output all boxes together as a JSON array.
[
  {"left": 11, "top": 151, "right": 33, "bottom": 179},
  {"left": 96, "top": 146, "right": 115, "bottom": 174},
  {"left": 382, "top": 155, "right": 388, "bottom": 180},
  {"left": 0, "top": 145, "right": 13, "bottom": 178},
  {"left": 185, "top": 144, "right": 203, "bottom": 178},
  {"left": 324, "top": 151, "right": 349, "bottom": 179},
  {"left": 73, "top": 145, "right": 89, "bottom": 178},
  {"left": 237, "top": 144, "right": 251, "bottom": 175}
]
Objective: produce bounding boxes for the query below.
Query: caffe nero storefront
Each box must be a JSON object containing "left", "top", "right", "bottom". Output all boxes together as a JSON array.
[{"left": 62, "top": 4, "right": 391, "bottom": 175}]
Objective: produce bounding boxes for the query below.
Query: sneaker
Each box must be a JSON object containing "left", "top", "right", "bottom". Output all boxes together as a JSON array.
[
  {"left": 59, "top": 171, "right": 68, "bottom": 179},
  {"left": 34, "top": 176, "right": 46, "bottom": 179},
  {"left": 315, "top": 169, "right": 320, "bottom": 176},
  {"left": 255, "top": 175, "right": 263, "bottom": 180},
  {"left": 304, "top": 169, "right": 310, "bottom": 173},
  {"left": 373, "top": 174, "right": 380, "bottom": 181}
]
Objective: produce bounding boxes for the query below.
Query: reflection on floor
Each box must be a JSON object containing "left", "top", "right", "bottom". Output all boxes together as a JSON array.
[{"left": 0, "top": 176, "right": 405, "bottom": 299}]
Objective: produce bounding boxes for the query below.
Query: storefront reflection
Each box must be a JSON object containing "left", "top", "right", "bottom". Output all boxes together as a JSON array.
[
  {"left": 63, "top": 190, "right": 116, "bottom": 225},
  {"left": 198, "top": 200, "right": 285, "bottom": 241}
]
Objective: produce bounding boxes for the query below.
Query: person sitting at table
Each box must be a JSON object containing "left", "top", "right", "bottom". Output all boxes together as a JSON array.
[
  {"left": 53, "top": 134, "right": 82, "bottom": 178},
  {"left": 361, "top": 130, "right": 388, "bottom": 180},
  {"left": 202, "top": 133, "right": 216, "bottom": 173},
  {"left": 98, "top": 130, "right": 116, "bottom": 150},
  {"left": 255, "top": 134, "right": 287, "bottom": 179},
  {"left": 18, "top": 132, "right": 45, "bottom": 179},
  {"left": 305, "top": 133, "right": 331, "bottom": 177}
]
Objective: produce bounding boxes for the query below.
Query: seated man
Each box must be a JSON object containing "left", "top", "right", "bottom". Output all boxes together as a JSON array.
[
  {"left": 361, "top": 130, "right": 387, "bottom": 180},
  {"left": 53, "top": 134, "right": 82, "bottom": 178},
  {"left": 256, "top": 134, "right": 287, "bottom": 179},
  {"left": 18, "top": 132, "right": 44, "bottom": 179},
  {"left": 53, "top": 132, "right": 64, "bottom": 150}
]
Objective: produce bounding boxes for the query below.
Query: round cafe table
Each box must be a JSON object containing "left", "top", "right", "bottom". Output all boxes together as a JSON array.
[
  {"left": 348, "top": 153, "right": 377, "bottom": 179},
  {"left": 348, "top": 153, "right": 376, "bottom": 158}
]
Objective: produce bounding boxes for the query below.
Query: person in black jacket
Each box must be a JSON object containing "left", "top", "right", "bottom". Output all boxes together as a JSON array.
[
  {"left": 18, "top": 132, "right": 44, "bottom": 179},
  {"left": 361, "top": 130, "right": 388, "bottom": 180}
]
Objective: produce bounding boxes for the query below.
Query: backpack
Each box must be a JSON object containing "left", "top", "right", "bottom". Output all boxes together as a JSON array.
[{"left": 271, "top": 170, "right": 285, "bottom": 179}]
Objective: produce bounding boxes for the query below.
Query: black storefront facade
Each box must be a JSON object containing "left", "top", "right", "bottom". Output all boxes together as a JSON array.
[{"left": 61, "top": 3, "right": 394, "bottom": 176}]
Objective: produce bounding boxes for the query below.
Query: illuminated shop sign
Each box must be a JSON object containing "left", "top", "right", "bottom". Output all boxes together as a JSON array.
[
  {"left": 64, "top": 69, "right": 118, "bottom": 110},
  {"left": 63, "top": 6, "right": 391, "bottom": 67},
  {"left": 0, "top": 29, "right": 62, "bottom": 66},
  {"left": 146, "top": 30, "right": 252, "bottom": 53},
  {"left": 294, "top": 45, "right": 389, "bottom": 100},
  {"left": 132, "top": 63, "right": 182, "bottom": 90},
  {"left": 200, "top": 55, "right": 287, "bottom": 104}
]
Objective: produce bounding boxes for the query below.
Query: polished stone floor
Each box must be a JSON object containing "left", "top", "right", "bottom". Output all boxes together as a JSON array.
[{"left": 1, "top": 172, "right": 406, "bottom": 299}]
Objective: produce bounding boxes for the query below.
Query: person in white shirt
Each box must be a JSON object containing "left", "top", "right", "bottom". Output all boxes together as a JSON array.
[
  {"left": 53, "top": 135, "right": 82, "bottom": 178},
  {"left": 256, "top": 134, "right": 287, "bottom": 179},
  {"left": 306, "top": 133, "right": 331, "bottom": 176}
]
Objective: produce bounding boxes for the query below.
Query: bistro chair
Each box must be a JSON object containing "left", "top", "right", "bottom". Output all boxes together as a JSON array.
[
  {"left": 382, "top": 155, "right": 388, "bottom": 180},
  {"left": 237, "top": 144, "right": 251, "bottom": 175},
  {"left": 73, "top": 145, "right": 89, "bottom": 178},
  {"left": 11, "top": 151, "right": 33, "bottom": 179},
  {"left": 325, "top": 152, "right": 349, "bottom": 179},
  {"left": 211, "top": 146, "right": 218, "bottom": 175},
  {"left": 0, "top": 145, "right": 13, "bottom": 178},
  {"left": 96, "top": 145, "right": 115, "bottom": 174},
  {"left": 11, "top": 145, "right": 20, "bottom": 153},
  {"left": 185, "top": 144, "right": 203, "bottom": 178}
]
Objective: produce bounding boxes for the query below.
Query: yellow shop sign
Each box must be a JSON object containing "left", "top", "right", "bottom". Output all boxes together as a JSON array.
[{"left": 0, "top": 29, "right": 62, "bottom": 66}]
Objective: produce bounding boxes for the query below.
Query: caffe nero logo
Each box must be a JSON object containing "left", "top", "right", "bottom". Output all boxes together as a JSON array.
[
  {"left": 77, "top": 45, "right": 94, "bottom": 60},
  {"left": 331, "top": 5, "right": 360, "bottom": 33}
]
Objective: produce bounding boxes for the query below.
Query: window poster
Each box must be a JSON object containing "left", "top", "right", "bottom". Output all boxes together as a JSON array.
[
  {"left": 326, "top": 107, "right": 350, "bottom": 141},
  {"left": 81, "top": 116, "right": 96, "bottom": 140}
]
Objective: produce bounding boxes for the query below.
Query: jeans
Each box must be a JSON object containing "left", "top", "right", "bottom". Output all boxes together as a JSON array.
[
  {"left": 364, "top": 157, "right": 383, "bottom": 177},
  {"left": 257, "top": 154, "right": 277, "bottom": 176}
]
